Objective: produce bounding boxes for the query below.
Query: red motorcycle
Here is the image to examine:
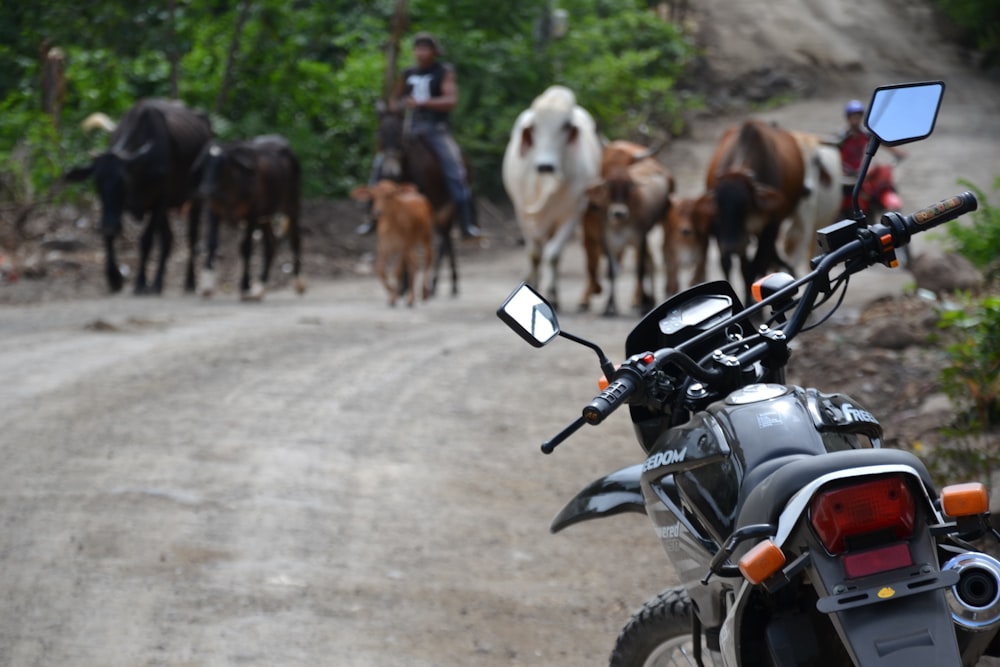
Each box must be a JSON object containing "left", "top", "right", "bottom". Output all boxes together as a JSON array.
[{"left": 840, "top": 162, "right": 903, "bottom": 220}]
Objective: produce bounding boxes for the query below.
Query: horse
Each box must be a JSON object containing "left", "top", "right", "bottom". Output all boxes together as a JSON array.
[{"left": 374, "top": 106, "right": 472, "bottom": 297}]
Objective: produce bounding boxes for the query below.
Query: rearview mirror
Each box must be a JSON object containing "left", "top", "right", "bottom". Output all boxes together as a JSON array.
[
  {"left": 866, "top": 81, "right": 944, "bottom": 146},
  {"left": 497, "top": 283, "right": 560, "bottom": 348}
]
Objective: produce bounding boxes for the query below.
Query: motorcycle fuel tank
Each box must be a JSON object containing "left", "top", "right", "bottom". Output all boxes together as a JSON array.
[{"left": 640, "top": 384, "right": 883, "bottom": 549}]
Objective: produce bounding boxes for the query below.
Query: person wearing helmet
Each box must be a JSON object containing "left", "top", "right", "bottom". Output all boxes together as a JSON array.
[
  {"left": 838, "top": 99, "right": 906, "bottom": 177},
  {"left": 362, "top": 32, "right": 479, "bottom": 239}
]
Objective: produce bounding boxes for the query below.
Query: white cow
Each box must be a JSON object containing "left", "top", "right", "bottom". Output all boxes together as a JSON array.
[
  {"left": 784, "top": 131, "right": 843, "bottom": 275},
  {"left": 502, "top": 85, "right": 602, "bottom": 310}
]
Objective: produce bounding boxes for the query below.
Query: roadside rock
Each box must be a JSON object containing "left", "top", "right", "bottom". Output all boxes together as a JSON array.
[{"left": 910, "top": 251, "right": 983, "bottom": 295}]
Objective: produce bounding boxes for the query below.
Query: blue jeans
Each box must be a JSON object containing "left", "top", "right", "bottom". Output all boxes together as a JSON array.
[{"left": 410, "top": 120, "right": 471, "bottom": 206}]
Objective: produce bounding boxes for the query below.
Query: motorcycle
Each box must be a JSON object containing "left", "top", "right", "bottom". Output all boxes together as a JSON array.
[{"left": 498, "top": 81, "right": 1000, "bottom": 667}]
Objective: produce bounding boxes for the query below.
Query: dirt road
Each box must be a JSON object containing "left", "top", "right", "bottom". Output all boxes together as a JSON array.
[{"left": 1, "top": 1, "right": 999, "bottom": 665}]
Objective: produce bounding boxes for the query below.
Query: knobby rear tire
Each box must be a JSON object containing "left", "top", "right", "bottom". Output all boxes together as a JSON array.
[{"left": 609, "top": 587, "right": 721, "bottom": 667}]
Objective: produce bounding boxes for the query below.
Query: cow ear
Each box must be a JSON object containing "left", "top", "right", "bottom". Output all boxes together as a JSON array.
[
  {"left": 519, "top": 126, "right": 534, "bottom": 158},
  {"left": 694, "top": 192, "right": 716, "bottom": 219},
  {"left": 566, "top": 122, "right": 579, "bottom": 146},
  {"left": 753, "top": 183, "right": 786, "bottom": 213},
  {"left": 585, "top": 181, "right": 609, "bottom": 206},
  {"left": 349, "top": 186, "right": 372, "bottom": 202},
  {"left": 63, "top": 164, "right": 94, "bottom": 182},
  {"left": 233, "top": 151, "right": 256, "bottom": 171}
]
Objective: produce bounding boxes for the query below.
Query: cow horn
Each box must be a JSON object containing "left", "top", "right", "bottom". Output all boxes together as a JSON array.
[
  {"left": 113, "top": 140, "right": 154, "bottom": 164},
  {"left": 631, "top": 135, "right": 669, "bottom": 162},
  {"left": 81, "top": 112, "right": 116, "bottom": 133}
]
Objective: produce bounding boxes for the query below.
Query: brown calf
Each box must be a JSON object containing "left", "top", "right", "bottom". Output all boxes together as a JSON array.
[
  {"left": 664, "top": 195, "right": 713, "bottom": 296},
  {"left": 581, "top": 140, "right": 673, "bottom": 315},
  {"left": 351, "top": 180, "right": 434, "bottom": 307}
]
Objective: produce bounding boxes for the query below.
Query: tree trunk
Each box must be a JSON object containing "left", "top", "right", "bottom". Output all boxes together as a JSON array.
[
  {"left": 383, "top": 0, "right": 408, "bottom": 103},
  {"left": 167, "top": 0, "right": 179, "bottom": 99},
  {"left": 216, "top": 0, "right": 253, "bottom": 115}
]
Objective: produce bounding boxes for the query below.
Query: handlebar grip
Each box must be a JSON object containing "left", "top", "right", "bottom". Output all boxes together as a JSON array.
[
  {"left": 582, "top": 374, "right": 638, "bottom": 425},
  {"left": 905, "top": 192, "right": 978, "bottom": 233}
]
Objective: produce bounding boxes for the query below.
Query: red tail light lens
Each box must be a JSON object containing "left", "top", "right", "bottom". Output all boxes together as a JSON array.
[{"left": 809, "top": 475, "right": 915, "bottom": 554}]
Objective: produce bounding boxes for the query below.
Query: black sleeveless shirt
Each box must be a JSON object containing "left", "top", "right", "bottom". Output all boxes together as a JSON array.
[{"left": 402, "top": 61, "right": 453, "bottom": 126}]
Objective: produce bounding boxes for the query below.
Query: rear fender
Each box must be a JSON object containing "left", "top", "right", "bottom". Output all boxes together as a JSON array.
[
  {"left": 550, "top": 464, "right": 645, "bottom": 533},
  {"left": 830, "top": 591, "right": 961, "bottom": 665}
]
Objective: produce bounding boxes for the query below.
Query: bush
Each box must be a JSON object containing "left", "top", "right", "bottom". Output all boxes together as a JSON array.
[
  {"left": 933, "top": 0, "right": 1000, "bottom": 65},
  {"left": 940, "top": 177, "right": 1000, "bottom": 279}
]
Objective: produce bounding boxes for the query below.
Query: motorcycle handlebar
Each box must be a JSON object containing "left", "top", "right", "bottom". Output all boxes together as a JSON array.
[{"left": 568, "top": 192, "right": 978, "bottom": 439}]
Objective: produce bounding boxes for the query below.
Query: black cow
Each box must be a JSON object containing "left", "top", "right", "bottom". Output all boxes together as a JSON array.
[
  {"left": 64, "top": 98, "right": 212, "bottom": 294},
  {"left": 193, "top": 135, "right": 304, "bottom": 301}
]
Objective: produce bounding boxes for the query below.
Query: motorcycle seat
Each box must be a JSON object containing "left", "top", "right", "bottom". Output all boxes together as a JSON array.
[{"left": 735, "top": 448, "right": 937, "bottom": 532}]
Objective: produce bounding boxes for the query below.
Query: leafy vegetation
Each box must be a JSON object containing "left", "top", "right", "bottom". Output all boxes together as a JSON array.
[
  {"left": 941, "top": 177, "right": 1000, "bottom": 280},
  {"left": 922, "top": 182, "right": 1000, "bottom": 489},
  {"left": 932, "top": 0, "right": 1000, "bottom": 66},
  {"left": 926, "top": 294, "right": 1000, "bottom": 490},
  {"left": 0, "top": 0, "right": 698, "bottom": 206}
]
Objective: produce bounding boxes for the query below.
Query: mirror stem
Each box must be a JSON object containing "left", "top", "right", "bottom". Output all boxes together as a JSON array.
[
  {"left": 558, "top": 331, "right": 617, "bottom": 382},
  {"left": 851, "top": 134, "right": 881, "bottom": 222}
]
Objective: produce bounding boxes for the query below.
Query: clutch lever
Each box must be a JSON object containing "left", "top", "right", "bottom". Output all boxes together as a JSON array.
[{"left": 541, "top": 416, "right": 586, "bottom": 454}]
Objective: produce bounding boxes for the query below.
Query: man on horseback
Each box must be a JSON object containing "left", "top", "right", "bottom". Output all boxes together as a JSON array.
[{"left": 357, "top": 32, "right": 480, "bottom": 239}]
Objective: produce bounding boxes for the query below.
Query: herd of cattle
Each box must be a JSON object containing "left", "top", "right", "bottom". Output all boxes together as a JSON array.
[
  {"left": 65, "top": 98, "right": 304, "bottom": 301},
  {"left": 63, "top": 87, "right": 844, "bottom": 310},
  {"left": 502, "top": 84, "right": 843, "bottom": 313}
]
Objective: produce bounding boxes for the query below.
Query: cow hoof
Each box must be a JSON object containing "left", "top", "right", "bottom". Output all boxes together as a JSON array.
[
  {"left": 199, "top": 270, "right": 217, "bottom": 298},
  {"left": 243, "top": 282, "right": 265, "bottom": 301},
  {"left": 294, "top": 277, "right": 307, "bottom": 295}
]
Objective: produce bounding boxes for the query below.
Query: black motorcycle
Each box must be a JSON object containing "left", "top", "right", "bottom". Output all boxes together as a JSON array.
[{"left": 498, "top": 81, "right": 1000, "bottom": 666}]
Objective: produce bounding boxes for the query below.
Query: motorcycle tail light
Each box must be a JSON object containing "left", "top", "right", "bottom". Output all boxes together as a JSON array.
[
  {"left": 738, "top": 539, "right": 786, "bottom": 585},
  {"left": 809, "top": 475, "right": 915, "bottom": 555},
  {"left": 941, "top": 482, "right": 988, "bottom": 517}
]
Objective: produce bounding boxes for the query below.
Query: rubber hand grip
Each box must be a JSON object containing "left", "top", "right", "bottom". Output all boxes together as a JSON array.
[
  {"left": 907, "top": 192, "right": 978, "bottom": 231},
  {"left": 582, "top": 375, "right": 638, "bottom": 425}
]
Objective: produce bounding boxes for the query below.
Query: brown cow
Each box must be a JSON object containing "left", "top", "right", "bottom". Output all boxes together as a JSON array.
[
  {"left": 704, "top": 120, "right": 805, "bottom": 303},
  {"left": 663, "top": 194, "right": 713, "bottom": 296},
  {"left": 350, "top": 180, "right": 434, "bottom": 307},
  {"left": 581, "top": 139, "right": 672, "bottom": 315}
]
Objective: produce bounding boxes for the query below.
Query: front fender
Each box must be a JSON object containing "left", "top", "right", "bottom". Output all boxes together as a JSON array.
[{"left": 551, "top": 464, "right": 646, "bottom": 533}]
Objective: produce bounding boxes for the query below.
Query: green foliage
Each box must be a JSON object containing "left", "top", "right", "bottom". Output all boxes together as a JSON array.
[
  {"left": 923, "top": 294, "right": 1000, "bottom": 488},
  {"left": 1, "top": 0, "right": 700, "bottom": 203},
  {"left": 546, "top": 3, "right": 696, "bottom": 138},
  {"left": 932, "top": 0, "right": 1000, "bottom": 65},
  {"left": 940, "top": 177, "right": 1000, "bottom": 278}
]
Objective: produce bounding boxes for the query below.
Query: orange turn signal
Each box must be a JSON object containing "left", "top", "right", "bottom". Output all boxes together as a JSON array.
[
  {"left": 941, "top": 482, "right": 989, "bottom": 517},
  {"left": 738, "top": 539, "right": 786, "bottom": 585},
  {"left": 751, "top": 276, "right": 772, "bottom": 304},
  {"left": 598, "top": 364, "right": 620, "bottom": 391}
]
